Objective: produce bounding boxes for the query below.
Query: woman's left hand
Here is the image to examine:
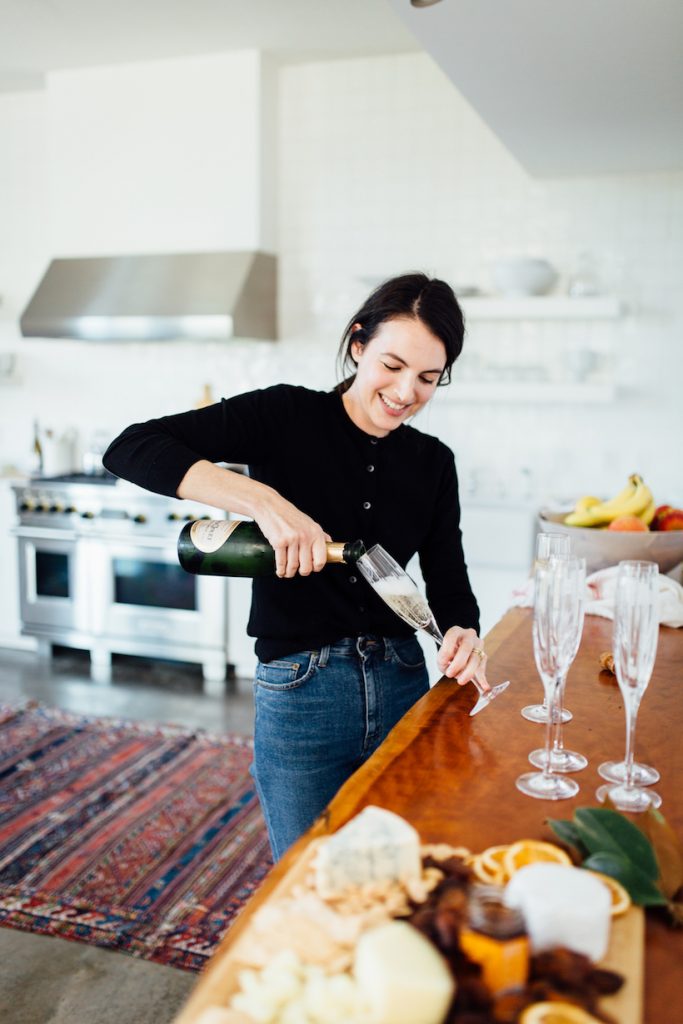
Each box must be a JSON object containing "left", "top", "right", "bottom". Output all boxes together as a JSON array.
[{"left": 437, "top": 626, "right": 490, "bottom": 692}]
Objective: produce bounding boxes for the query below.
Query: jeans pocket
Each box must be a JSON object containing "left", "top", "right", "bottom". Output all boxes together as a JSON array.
[
  {"left": 385, "top": 636, "right": 426, "bottom": 670},
  {"left": 255, "top": 651, "right": 319, "bottom": 691}
]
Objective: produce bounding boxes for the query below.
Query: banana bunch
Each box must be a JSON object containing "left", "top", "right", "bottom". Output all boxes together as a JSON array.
[{"left": 565, "top": 474, "right": 655, "bottom": 527}]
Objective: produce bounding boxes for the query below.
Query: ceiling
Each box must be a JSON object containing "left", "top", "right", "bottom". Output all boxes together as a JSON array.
[
  {"left": 0, "top": 0, "right": 417, "bottom": 91},
  {"left": 388, "top": 0, "right": 683, "bottom": 176},
  {"left": 1, "top": 0, "right": 681, "bottom": 176}
]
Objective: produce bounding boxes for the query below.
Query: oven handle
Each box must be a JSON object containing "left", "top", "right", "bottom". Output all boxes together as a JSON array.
[{"left": 12, "top": 526, "right": 79, "bottom": 542}]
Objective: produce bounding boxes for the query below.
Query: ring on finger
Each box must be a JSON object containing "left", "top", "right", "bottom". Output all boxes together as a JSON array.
[{"left": 472, "top": 646, "right": 485, "bottom": 663}]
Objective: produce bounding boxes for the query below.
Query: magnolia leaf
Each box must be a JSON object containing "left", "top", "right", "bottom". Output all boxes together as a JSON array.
[
  {"left": 547, "top": 817, "right": 588, "bottom": 859},
  {"left": 574, "top": 808, "right": 659, "bottom": 880},
  {"left": 634, "top": 808, "right": 683, "bottom": 901},
  {"left": 583, "top": 851, "right": 667, "bottom": 907}
]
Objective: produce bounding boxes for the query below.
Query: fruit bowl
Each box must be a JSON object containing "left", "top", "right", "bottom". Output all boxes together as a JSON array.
[{"left": 538, "top": 511, "right": 683, "bottom": 574}]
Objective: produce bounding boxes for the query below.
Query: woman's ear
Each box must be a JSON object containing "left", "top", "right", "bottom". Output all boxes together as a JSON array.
[{"left": 350, "top": 323, "right": 364, "bottom": 364}]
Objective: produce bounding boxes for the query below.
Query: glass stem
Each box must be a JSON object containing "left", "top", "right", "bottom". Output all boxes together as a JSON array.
[
  {"left": 552, "top": 675, "right": 567, "bottom": 755},
  {"left": 624, "top": 693, "right": 640, "bottom": 790},
  {"left": 542, "top": 676, "right": 562, "bottom": 779}
]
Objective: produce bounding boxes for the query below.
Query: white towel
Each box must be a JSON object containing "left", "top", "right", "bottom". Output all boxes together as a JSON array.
[{"left": 510, "top": 565, "right": 683, "bottom": 628}]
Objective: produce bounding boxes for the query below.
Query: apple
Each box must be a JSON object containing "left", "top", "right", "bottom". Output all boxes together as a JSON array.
[
  {"left": 655, "top": 508, "right": 683, "bottom": 531},
  {"left": 607, "top": 515, "right": 649, "bottom": 532},
  {"left": 651, "top": 504, "right": 674, "bottom": 530}
]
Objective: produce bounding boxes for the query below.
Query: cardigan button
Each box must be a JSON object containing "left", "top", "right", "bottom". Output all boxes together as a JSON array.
[
  {"left": 367, "top": 464, "right": 375, "bottom": 472},
  {"left": 363, "top": 501, "right": 371, "bottom": 510}
]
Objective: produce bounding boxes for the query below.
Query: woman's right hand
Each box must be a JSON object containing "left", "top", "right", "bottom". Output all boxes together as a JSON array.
[
  {"left": 255, "top": 493, "right": 331, "bottom": 578},
  {"left": 176, "top": 461, "right": 329, "bottom": 578}
]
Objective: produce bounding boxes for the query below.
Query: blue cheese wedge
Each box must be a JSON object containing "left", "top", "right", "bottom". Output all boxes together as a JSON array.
[{"left": 314, "top": 806, "right": 422, "bottom": 898}]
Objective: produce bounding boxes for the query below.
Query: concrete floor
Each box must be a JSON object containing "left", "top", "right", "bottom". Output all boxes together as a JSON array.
[{"left": 0, "top": 645, "right": 256, "bottom": 1024}]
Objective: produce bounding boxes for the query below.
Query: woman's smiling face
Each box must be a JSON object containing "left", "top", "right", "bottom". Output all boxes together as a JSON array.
[{"left": 342, "top": 316, "right": 446, "bottom": 437}]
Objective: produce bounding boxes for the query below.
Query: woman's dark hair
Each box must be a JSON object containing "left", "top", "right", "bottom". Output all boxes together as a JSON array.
[{"left": 336, "top": 272, "right": 465, "bottom": 392}]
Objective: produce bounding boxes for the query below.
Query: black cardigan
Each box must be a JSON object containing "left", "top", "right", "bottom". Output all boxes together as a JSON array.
[{"left": 103, "top": 385, "right": 480, "bottom": 662}]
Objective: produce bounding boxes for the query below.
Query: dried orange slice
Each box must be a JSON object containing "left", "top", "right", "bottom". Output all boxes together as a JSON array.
[
  {"left": 470, "top": 852, "right": 505, "bottom": 885},
  {"left": 503, "top": 839, "right": 572, "bottom": 878},
  {"left": 584, "top": 870, "right": 631, "bottom": 917}
]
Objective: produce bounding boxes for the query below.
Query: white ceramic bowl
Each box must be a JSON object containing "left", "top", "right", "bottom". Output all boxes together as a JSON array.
[
  {"left": 538, "top": 511, "right": 683, "bottom": 575},
  {"left": 492, "top": 258, "right": 558, "bottom": 297}
]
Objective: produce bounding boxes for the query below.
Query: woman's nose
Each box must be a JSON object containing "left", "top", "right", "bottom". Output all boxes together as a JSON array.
[{"left": 394, "top": 377, "right": 416, "bottom": 403}]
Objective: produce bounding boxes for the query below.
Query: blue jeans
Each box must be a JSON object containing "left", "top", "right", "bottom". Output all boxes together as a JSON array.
[{"left": 250, "top": 635, "right": 429, "bottom": 860}]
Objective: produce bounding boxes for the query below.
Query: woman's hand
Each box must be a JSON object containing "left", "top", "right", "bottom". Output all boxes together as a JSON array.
[
  {"left": 437, "top": 626, "right": 490, "bottom": 692},
  {"left": 254, "top": 493, "right": 331, "bottom": 578}
]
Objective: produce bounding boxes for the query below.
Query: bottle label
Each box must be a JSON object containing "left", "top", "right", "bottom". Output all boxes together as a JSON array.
[{"left": 189, "top": 519, "right": 241, "bottom": 553}]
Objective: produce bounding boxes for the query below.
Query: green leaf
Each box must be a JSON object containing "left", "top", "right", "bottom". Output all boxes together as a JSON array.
[
  {"left": 583, "top": 851, "right": 667, "bottom": 907},
  {"left": 634, "top": 808, "right": 683, "bottom": 901},
  {"left": 573, "top": 807, "right": 659, "bottom": 880},
  {"left": 547, "top": 817, "right": 588, "bottom": 858}
]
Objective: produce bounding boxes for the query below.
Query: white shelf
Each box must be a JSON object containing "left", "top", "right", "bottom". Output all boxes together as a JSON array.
[
  {"left": 460, "top": 296, "right": 622, "bottom": 320},
  {"left": 448, "top": 380, "right": 616, "bottom": 403}
]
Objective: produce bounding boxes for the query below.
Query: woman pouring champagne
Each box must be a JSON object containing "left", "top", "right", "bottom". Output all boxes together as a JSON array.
[{"left": 103, "top": 273, "right": 488, "bottom": 859}]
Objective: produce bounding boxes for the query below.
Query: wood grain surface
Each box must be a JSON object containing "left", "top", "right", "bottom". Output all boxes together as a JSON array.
[{"left": 174, "top": 608, "right": 682, "bottom": 1023}]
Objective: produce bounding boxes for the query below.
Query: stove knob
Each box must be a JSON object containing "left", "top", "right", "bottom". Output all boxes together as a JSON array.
[
  {"left": 19, "top": 500, "right": 36, "bottom": 511},
  {"left": 133, "top": 514, "right": 147, "bottom": 524},
  {"left": 81, "top": 511, "right": 95, "bottom": 519},
  {"left": 167, "top": 513, "right": 182, "bottom": 521},
  {"left": 38, "top": 502, "right": 50, "bottom": 513},
  {"left": 65, "top": 506, "right": 77, "bottom": 514},
  {"left": 184, "top": 513, "right": 196, "bottom": 521},
  {"left": 200, "top": 515, "right": 211, "bottom": 520},
  {"left": 49, "top": 503, "right": 64, "bottom": 513}
]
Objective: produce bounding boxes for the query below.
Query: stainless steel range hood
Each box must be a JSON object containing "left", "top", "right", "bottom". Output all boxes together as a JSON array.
[{"left": 19, "top": 251, "right": 277, "bottom": 341}]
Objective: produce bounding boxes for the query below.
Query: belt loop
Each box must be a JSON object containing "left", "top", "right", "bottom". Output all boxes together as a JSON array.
[{"left": 318, "top": 644, "right": 330, "bottom": 668}]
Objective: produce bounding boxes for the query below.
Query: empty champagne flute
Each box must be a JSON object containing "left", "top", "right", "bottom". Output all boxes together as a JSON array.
[
  {"left": 521, "top": 532, "right": 573, "bottom": 724},
  {"left": 516, "top": 556, "right": 585, "bottom": 800},
  {"left": 356, "top": 544, "right": 510, "bottom": 716},
  {"left": 528, "top": 556, "right": 587, "bottom": 773},
  {"left": 597, "top": 561, "right": 661, "bottom": 811}
]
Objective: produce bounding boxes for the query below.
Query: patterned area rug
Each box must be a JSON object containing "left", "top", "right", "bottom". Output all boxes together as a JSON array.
[{"left": 0, "top": 702, "right": 272, "bottom": 971}]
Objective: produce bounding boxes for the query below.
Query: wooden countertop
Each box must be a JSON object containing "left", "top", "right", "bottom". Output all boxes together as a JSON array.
[{"left": 176, "top": 608, "right": 682, "bottom": 1022}]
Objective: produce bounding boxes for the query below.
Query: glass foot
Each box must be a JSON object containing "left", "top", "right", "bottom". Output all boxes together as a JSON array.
[
  {"left": 596, "top": 782, "right": 662, "bottom": 812},
  {"left": 520, "top": 703, "right": 572, "bottom": 724},
  {"left": 529, "top": 747, "right": 588, "bottom": 773},
  {"left": 516, "top": 770, "right": 579, "bottom": 800},
  {"left": 469, "top": 679, "right": 510, "bottom": 717},
  {"left": 598, "top": 760, "right": 660, "bottom": 786}
]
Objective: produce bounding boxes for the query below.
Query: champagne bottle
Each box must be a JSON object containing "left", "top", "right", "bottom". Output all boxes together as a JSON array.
[{"left": 177, "top": 519, "right": 366, "bottom": 578}]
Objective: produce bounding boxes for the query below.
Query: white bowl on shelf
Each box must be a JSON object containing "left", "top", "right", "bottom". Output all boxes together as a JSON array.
[
  {"left": 492, "top": 258, "right": 558, "bottom": 297},
  {"left": 538, "top": 511, "right": 683, "bottom": 575}
]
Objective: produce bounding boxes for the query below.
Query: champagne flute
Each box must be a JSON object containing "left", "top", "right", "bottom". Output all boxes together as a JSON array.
[
  {"left": 597, "top": 561, "right": 661, "bottom": 811},
  {"left": 356, "top": 544, "right": 510, "bottom": 716},
  {"left": 528, "top": 556, "right": 587, "bottom": 773},
  {"left": 521, "top": 532, "right": 573, "bottom": 724},
  {"left": 516, "top": 557, "right": 585, "bottom": 800}
]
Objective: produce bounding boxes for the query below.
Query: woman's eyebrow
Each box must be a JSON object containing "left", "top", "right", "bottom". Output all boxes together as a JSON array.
[{"left": 380, "top": 351, "right": 444, "bottom": 374}]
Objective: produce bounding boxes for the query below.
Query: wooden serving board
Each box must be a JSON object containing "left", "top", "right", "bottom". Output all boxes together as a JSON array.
[{"left": 172, "top": 840, "right": 644, "bottom": 1024}]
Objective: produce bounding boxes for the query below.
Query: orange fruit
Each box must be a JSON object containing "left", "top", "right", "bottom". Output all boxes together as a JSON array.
[
  {"left": 503, "top": 839, "right": 572, "bottom": 878},
  {"left": 584, "top": 870, "right": 631, "bottom": 916},
  {"left": 520, "top": 1002, "right": 602, "bottom": 1024}
]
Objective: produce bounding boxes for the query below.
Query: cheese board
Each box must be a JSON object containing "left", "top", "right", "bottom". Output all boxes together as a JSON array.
[{"left": 172, "top": 833, "right": 643, "bottom": 1024}]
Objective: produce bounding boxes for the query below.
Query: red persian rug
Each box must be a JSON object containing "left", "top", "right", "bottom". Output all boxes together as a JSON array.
[{"left": 0, "top": 701, "right": 272, "bottom": 971}]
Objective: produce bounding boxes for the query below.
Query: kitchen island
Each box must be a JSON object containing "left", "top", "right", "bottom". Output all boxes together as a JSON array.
[{"left": 174, "top": 607, "right": 682, "bottom": 1023}]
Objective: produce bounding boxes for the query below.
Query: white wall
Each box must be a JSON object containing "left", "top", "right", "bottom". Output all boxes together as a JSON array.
[{"left": 1, "top": 50, "right": 682, "bottom": 658}]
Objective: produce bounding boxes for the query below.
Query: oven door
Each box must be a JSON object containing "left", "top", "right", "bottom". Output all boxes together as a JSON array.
[
  {"left": 87, "top": 535, "right": 226, "bottom": 651},
  {"left": 14, "top": 526, "right": 88, "bottom": 634}
]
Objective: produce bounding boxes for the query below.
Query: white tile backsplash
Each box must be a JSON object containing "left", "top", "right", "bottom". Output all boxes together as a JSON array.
[{"left": 0, "top": 50, "right": 682, "bottom": 512}]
